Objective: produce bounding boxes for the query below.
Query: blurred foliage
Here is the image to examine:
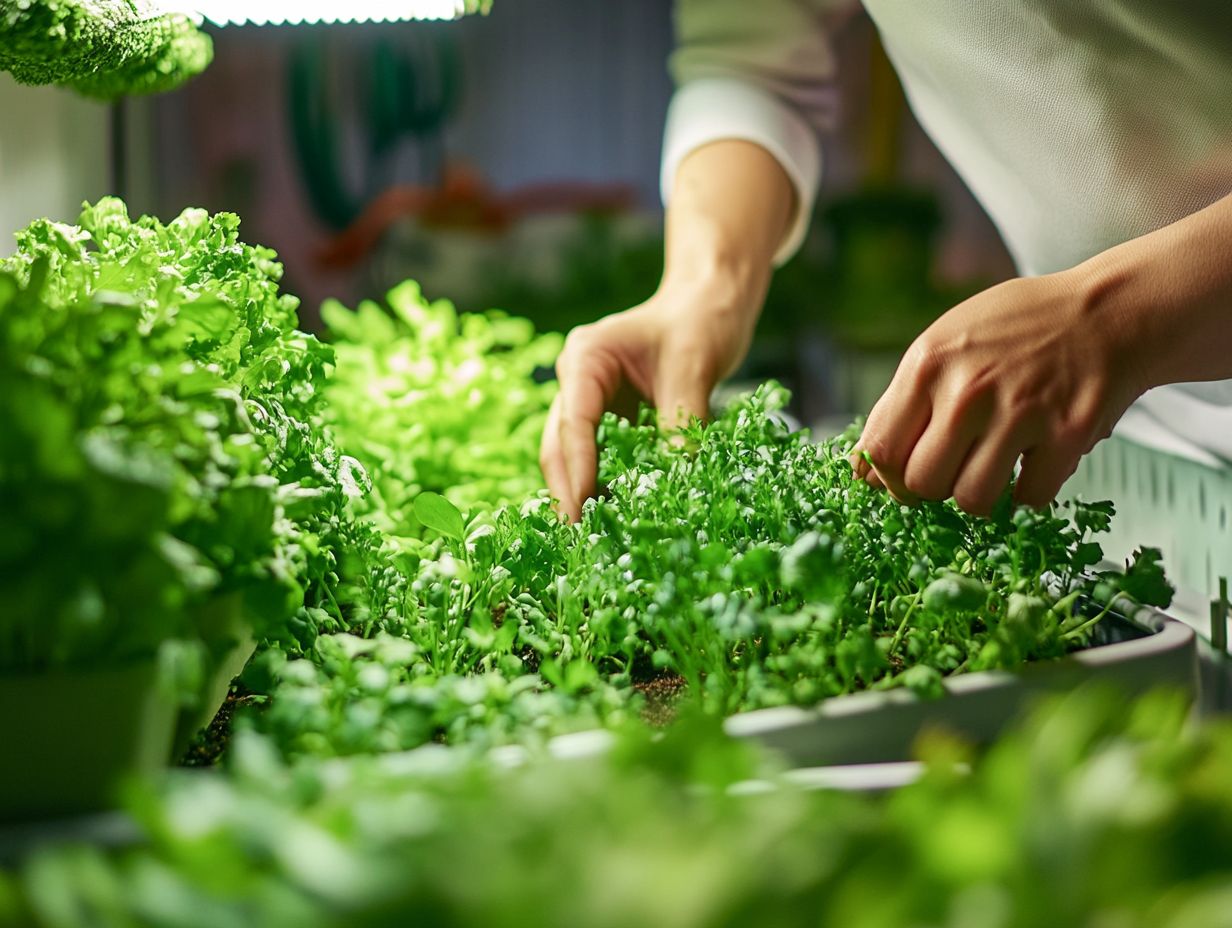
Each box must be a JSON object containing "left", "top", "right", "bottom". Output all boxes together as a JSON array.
[
  {"left": 5, "top": 687, "right": 1232, "bottom": 928},
  {"left": 320, "top": 280, "right": 561, "bottom": 543},
  {"left": 472, "top": 212, "right": 664, "bottom": 336}
]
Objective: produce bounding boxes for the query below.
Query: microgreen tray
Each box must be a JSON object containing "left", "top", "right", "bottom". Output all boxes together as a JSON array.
[
  {"left": 384, "top": 605, "right": 1198, "bottom": 776},
  {"left": 724, "top": 606, "right": 1197, "bottom": 767}
]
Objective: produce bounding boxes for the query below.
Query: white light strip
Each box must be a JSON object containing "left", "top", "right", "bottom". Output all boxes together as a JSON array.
[{"left": 194, "top": 0, "right": 466, "bottom": 26}]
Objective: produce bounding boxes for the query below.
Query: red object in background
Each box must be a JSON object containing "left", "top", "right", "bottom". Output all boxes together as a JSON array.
[{"left": 315, "top": 163, "right": 637, "bottom": 270}]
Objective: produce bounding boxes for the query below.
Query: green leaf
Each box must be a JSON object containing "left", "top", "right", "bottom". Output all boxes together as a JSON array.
[
  {"left": 414, "top": 492, "right": 465, "bottom": 542},
  {"left": 922, "top": 574, "right": 988, "bottom": 613},
  {"left": 1115, "top": 547, "right": 1174, "bottom": 609}
]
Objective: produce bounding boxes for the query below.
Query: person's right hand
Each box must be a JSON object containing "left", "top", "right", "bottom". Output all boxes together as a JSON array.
[
  {"left": 541, "top": 283, "right": 759, "bottom": 521},
  {"left": 541, "top": 137, "right": 797, "bottom": 520}
]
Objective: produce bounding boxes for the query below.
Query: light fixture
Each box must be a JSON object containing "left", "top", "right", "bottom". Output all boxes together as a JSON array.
[{"left": 193, "top": 0, "right": 488, "bottom": 27}]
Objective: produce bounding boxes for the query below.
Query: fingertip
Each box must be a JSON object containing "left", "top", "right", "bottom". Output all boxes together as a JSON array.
[
  {"left": 952, "top": 478, "right": 1003, "bottom": 518},
  {"left": 859, "top": 380, "right": 932, "bottom": 489},
  {"left": 570, "top": 475, "right": 596, "bottom": 519},
  {"left": 866, "top": 460, "right": 918, "bottom": 506},
  {"left": 556, "top": 369, "right": 607, "bottom": 497},
  {"left": 555, "top": 497, "right": 581, "bottom": 524},
  {"left": 886, "top": 487, "right": 921, "bottom": 507},
  {"left": 561, "top": 427, "right": 598, "bottom": 520},
  {"left": 657, "top": 397, "right": 709, "bottom": 434},
  {"left": 540, "top": 400, "right": 574, "bottom": 514},
  {"left": 849, "top": 448, "right": 871, "bottom": 479},
  {"left": 1012, "top": 467, "right": 1068, "bottom": 511}
]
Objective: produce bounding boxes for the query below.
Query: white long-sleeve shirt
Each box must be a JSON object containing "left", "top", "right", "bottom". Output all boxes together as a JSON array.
[{"left": 661, "top": 0, "right": 1232, "bottom": 462}]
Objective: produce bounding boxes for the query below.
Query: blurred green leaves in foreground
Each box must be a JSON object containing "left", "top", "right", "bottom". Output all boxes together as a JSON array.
[{"left": 6, "top": 686, "right": 1232, "bottom": 928}]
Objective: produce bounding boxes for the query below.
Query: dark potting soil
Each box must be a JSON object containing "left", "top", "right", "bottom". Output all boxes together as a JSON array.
[
  {"left": 633, "top": 673, "right": 687, "bottom": 727},
  {"left": 178, "top": 683, "right": 259, "bottom": 767}
]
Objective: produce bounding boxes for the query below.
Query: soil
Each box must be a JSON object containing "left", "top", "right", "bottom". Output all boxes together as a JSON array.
[
  {"left": 175, "top": 646, "right": 690, "bottom": 765},
  {"left": 633, "top": 673, "right": 687, "bottom": 727},
  {"left": 178, "top": 683, "right": 259, "bottom": 767}
]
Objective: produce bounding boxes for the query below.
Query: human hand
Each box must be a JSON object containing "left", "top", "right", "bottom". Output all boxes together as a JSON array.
[
  {"left": 853, "top": 271, "right": 1147, "bottom": 516},
  {"left": 539, "top": 137, "right": 796, "bottom": 520},
  {"left": 541, "top": 283, "right": 758, "bottom": 521}
]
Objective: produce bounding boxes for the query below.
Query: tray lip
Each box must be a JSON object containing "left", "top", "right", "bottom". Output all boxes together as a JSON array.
[{"left": 723, "top": 607, "right": 1195, "bottom": 736}]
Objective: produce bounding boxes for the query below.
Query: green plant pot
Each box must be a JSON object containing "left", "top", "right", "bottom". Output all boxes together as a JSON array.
[{"left": 0, "top": 660, "right": 177, "bottom": 822}]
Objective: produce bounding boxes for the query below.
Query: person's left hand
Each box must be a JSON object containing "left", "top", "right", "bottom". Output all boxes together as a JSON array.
[{"left": 853, "top": 271, "right": 1147, "bottom": 516}]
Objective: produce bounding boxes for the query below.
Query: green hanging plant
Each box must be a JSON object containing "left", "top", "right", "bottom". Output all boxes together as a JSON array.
[{"left": 0, "top": 0, "right": 212, "bottom": 99}]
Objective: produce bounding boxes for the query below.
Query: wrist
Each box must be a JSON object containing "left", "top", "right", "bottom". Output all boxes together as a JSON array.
[
  {"left": 1062, "top": 252, "right": 1161, "bottom": 396},
  {"left": 654, "top": 265, "right": 767, "bottom": 336},
  {"left": 661, "top": 244, "right": 772, "bottom": 296},
  {"left": 1066, "top": 196, "right": 1232, "bottom": 392}
]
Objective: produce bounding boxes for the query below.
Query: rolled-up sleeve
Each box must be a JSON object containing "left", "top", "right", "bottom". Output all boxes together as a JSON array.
[{"left": 662, "top": 0, "right": 845, "bottom": 265}]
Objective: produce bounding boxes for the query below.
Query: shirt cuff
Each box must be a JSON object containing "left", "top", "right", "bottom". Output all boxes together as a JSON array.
[{"left": 661, "top": 76, "right": 822, "bottom": 267}]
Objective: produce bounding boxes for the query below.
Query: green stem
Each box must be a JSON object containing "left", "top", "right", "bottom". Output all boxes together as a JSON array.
[
  {"left": 320, "top": 579, "right": 344, "bottom": 625},
  {"left": 1061, "top": 599, "right": 1115, "bottom": 642},
  {"left": 889, "top": 589, "right": 924, "bottom": 657},
  {"left": 949, "top": 656, "right": 970, "bottom": 676}
]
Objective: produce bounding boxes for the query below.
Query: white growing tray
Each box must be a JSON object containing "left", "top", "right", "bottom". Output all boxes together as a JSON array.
[{"left": 723, "top": 606, "right": 1197, "bottom": 767}]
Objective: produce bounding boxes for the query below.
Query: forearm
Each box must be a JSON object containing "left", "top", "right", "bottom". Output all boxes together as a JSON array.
[
  {"left": 1072, "top": 192, "right": 1232, "bottom": 391},
  {"left": 660, "top": 139, "right": 795, "bottom": 325}
]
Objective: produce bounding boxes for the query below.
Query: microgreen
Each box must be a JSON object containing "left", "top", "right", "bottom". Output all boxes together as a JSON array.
[
  {"left": 250, "top": 372, "right": 1172, "bottom": 757},
  {"left": 413, "top": 492, "right": 466, "bottom": 544}
]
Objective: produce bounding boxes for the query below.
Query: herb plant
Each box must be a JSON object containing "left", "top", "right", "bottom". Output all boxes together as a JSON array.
[{"left": 0, "top": 202, "right": 285, "bottom": 672}]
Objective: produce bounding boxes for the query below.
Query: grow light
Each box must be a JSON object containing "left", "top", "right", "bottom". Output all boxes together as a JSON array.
[{"left": 194, "top": 0, "right": 484, "bottom": 26}]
